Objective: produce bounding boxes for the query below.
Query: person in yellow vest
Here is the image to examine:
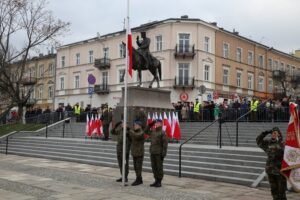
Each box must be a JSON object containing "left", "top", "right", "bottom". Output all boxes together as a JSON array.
[
  {"left": 193, "top": 98, "right": 201, "bottom": 121},
  {"left": 250, "top": 97, "right": 259, "bottom": 122},
  {"left": 74, "top": 103, "right": 81, "bottom": 122}
]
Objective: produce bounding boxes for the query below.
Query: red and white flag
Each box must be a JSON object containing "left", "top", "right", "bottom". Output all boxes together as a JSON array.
[
  {"left": 96, "top": 115, "right": 102, "bottom": 137},
  {"left": 163, "top": 112, "right": 172, "bottom": 138},
  {"left": 127, "top": 20, "right": 132, "bottom": 77},
  {"left": 86, "top": 114, "right": 91, "bottom": 137},
  {"left": 281, "top": 102, "right": 300, "bottom": 193},
  {"left": 172, "top": 112, "right": 181, "bottom": 141}
]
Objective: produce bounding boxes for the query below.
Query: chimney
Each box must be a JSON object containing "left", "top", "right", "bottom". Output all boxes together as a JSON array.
[
  {"left": 210, "top": 22, "right": 217, "bottom": 26},
  {"left": 39, "top": 53, "right": 43, "bottom": 57},
  {"left": 181, "top": 15, "right": 188, "bottom": 19},
  {"left": 233, "top": 29, "right": 239, "bottom": 35}
]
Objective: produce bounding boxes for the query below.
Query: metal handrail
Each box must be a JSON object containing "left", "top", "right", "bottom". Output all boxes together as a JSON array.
[
  {"left": 179, "top": 119, "right": 219, "bottom": 177},
  {"left": 235, "top": 102, "right": 265, "bottom": 147}
]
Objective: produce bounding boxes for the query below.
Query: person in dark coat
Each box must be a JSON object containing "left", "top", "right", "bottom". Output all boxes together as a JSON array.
[
  {"left": 129, "top": 120, "right": 145, "bottom": 186},
  {"left": 256, "top": 127, "right": 287, "bottom": 200},
  {"left": 111, "top": 121, "right": 131, "bottom": 183},
  {"left": 145, "top": 119, "right": 168, "bottom": 187}
]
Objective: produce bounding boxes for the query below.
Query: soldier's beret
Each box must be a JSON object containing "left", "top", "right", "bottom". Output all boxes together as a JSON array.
[
  {"left": 134, "top": 120, "right": 142, "bottom": 126},
  {"left": 272, "top": 127, "right": 281, "bottom": 133},
  {"left": 155, "top": 119, "right": 163, "bottom": 123}
]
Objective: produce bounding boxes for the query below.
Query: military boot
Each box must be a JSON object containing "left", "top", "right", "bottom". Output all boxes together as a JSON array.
[
  {"left": 154, "top": 179, "right": 162, "bottom": 187},
  {"left": 116, "top": 177, "right": 128, "bottom": 182},
  {"left": 131, "top": 177, "right": 143, "bottom": 186},
  {"left": 150, "top": 179, "right": 157, "bottom": 187}
]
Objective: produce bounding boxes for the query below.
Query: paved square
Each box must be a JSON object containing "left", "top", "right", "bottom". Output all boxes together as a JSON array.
[{"left": 0, "top": 154, "right": 298, "bottom": 200}]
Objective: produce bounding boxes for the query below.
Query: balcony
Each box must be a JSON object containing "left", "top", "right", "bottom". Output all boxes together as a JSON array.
[
  {"left": 174, "top": 44, "right": 195, "bottom": 59},
  {"left": 94, "top": 58, "right": 110, "bottom": 70},
  {"left": 26, "top": 98, "right": 36, "bottom": 105},
  {"left": 272, "top": 70, "right": 286, "bottom": 81},
  {"left": 94, "top": 84, "right": 109, "bottom": 94},
  {"left": 22, "top": 77, "right": 37, "bottom": 86},
  {"left": 173, "top": 76, "right": 195, "bottom": 89}
]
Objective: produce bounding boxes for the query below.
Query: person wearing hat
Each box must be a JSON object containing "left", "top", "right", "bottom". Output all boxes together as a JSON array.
[
  {"left": 111, "top": 121, "right": 131, "bottom": 183},
  {"left": 256, "top": 127, "right": 286, "bottom": 200},
  {"left": 129, "top": 120, "right": 145, "bottom": 186},
  {"left": 193, "top": 98, "right": 201, "bottom": 121},
  {"left": 145, "top": 118, "right": 168, "bottom": 187},
  {"left": 136, "top": 31, "right": 151, "bottom": 69}
]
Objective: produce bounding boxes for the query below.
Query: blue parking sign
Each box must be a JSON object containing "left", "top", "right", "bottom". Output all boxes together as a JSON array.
[{"left": 88, "top": 87, "right": 94, "bottom": 95}]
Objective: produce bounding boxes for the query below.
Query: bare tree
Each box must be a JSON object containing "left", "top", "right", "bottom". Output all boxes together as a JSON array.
[{"left": 0, "top": 0, "right": 69, "bottom": 121}]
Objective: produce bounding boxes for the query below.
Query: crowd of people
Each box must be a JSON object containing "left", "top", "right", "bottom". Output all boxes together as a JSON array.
[{"left": 172, "top": 96, "right": 300, "bottom": 122}]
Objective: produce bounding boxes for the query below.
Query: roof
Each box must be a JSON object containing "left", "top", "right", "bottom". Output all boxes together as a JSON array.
[{"left": 57, "top": 17, "right": 300, "bottom": 61}]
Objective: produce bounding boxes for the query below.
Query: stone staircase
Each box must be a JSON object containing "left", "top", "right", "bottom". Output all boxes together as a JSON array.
[
  {"left": 0, "top": 136, "right": 268, "bottom": 187},
  {"left": 0, "top": 120, "right": 288, "bottom": 187}
]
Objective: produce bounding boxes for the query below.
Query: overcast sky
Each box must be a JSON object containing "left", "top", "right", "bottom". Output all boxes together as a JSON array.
[{"left": 47, "top": 0, "right": 300, "bottom": 54}]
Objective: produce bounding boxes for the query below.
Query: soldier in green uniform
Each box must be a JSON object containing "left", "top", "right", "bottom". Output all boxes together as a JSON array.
[
  {"left": 145, "top": 119, "right": 168, "bottom": 187},
  {"left": 256, "top": 127, "right": 287, "bottom": 200},
  {"left": 129, "top": 120, "right": 145, "bottom": 186},
  {"left": 111, "top": 121, "right": 131, "bottom": 182},
  {"left": 133, "top": 107, "right": 147, "bottom": 130}
]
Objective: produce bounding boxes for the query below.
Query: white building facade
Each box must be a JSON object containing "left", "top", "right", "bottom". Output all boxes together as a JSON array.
[{"left": 54, "top": 17, "right": 217, "bottom": 109}]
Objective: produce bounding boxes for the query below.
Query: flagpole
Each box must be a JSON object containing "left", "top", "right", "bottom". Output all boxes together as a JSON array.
[{"left": 122, "top": 0, "right": 130, "bottom": 187}]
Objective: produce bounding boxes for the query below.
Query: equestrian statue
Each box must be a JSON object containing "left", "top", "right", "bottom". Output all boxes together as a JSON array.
[{"left": 124, "top": 31, "right": 161, "bottom": 88}]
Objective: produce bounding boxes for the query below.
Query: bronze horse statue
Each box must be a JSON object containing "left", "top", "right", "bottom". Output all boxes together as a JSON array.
[{"left": 123, "top": 42, "right": 161, "bottom": 88}]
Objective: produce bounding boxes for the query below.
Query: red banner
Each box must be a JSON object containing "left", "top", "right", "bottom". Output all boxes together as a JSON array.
[{"left": 281, "top": 103, "right": 300, "bottom": 193}]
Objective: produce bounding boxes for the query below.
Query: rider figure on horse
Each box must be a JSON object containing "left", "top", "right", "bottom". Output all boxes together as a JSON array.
[{"left": 136, "top": 31, "right": 152, "bottom": 69}]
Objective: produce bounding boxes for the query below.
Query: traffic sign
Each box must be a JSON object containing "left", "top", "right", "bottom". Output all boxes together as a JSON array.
[
  {"left": 199, "top": 85, "right": 206, "bottom": 94},
  {"left": 180, "top": 92, "right": 189, "bottom": 101},
  {"left": 207, "top": 93, "right": 212, "bottom": 101},
  {"left": 88, "top": 87, "right": 94, "bottom": 95},
  {"left": 88, "top": 74, "right": 96, "bottom": 85}
]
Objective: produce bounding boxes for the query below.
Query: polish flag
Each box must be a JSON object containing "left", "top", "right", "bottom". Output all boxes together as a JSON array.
[
  {"left": 127, "top": 22, "right": 132, "bottom": 77},
  {"left": 168, "top": 112, "right": 172, "bottom": 127},
  {"left": 163, "top": 112, "right": 172, "bottom": 138},
  {"left": 86, "top": 114, "right": 91, "bottom": 137},
  {"left": 172, "top": 112, "right": 181, "bottom": 141},
  {"left": 96, "top": 115, "right": 102, "bottom": 137},
  {"left": 281, "top": 103, "right": 300, "bottom": 192},
  {"left": 89, "top": 115, "right": 95, "bottom": 136}
]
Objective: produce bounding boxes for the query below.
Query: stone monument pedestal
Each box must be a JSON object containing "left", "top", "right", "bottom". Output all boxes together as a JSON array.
[{"left": 112, "top": 86, "right": 173, "bottom": 128}]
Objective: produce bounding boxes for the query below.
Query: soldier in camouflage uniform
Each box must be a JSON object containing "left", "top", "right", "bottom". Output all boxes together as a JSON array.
[
  {"left": 129, "top": 120, "right": 145, "bottom": 186},
  {"left": 256, "top": 127, "right": 287, "bottom": 200},
  {"left": 111, "top": 121, "right": 131, "bottom": 182},
  {"left": 145, "top": 119, "right": 168, "bottom": 187}
]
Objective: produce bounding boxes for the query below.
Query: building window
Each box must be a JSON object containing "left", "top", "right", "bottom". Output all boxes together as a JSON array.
[
  {"left": 286, "top": 65, "right": 291, "bottom": 75},
  {"left": 38, "top": 85, "right": 43, "bottom": 99},
  {"left": 178, "top": 63, "right": 190, "bottom": 85},
  {"left": 76, "top": 53, "right": 80, "bottom": 65},
  {"left": 74, "top": 75, "right": 80, "bottom": 89},
  {"left": 29, "top": 67, "right": 35, "bottom": 78},
  {"left": 48, "top": 63, "right": 54, "bottom": 76},
  {"left": 258, "top": 55, "right": 264, "bottom": 68},
  {"left": 102, "top": 71, "right": 108, "bottom": 85},
  {"left": 119, "top": 44, "right": 126, "bottom": 58},
  {"left": 292, "top": 66, "right": 295, "bottom": 75},
  {"left": 204, "top": 65, "right": 210, "bottom": 81},
  {"left": 258, "top": 76, "right": 264, "bottom": 91},
  {"left": 268, "top": 59, "right": 273, "bottom": 71},
  {"left": 61, "top": 56, "right": 65, "bottom": 68},
  {"left": 38, "top": 65, "right": 44, "bottom": 77},
  {"left": 156, "top": 35, "right": 162, "bottom": 51},
  {"left": 204, "top": 36, "right": 210, "bottom": 52},
  {"left": 273, "top": 60, "right": 279, "bottom": 70},
  {"left": 178, "top": 33, "right": 190, "bottom": 52},
  {"left": 236, "top": 48, "right": 242, "bottom": 62},
  {"left": 223, "top": 68, "right": 229, "bottom": 85},
  {"left": 280, "top": 62, "right": 285, "bottom": 71},
  {"left": 223, "top": 43, "right": 229, "bottom": 58},
  {"left": 103, "top": 47, "right": 109, "bottom": 59},
  {"left": 89, "top": 50, "right": 94, "bottom": 63},
  {"left": 119, "top": 69, "right": 125, "bottom": 83},
  {"left": 236, "top": 71, "right": 242, "bottom": 87},
  {"left": 247, "top": 73, "right": 253, "bottom": 89},
  {"left": 268, "top": 79, "right": 273, "bottom": 93},
  {"left": 48, "top": 85, "right": 54, "bottom": 99},
  {"left": 60, "top": 77, "right": 64, "bottom": 90},
  {"left": 248, "top": 51, "right": 254, "bottom": 65}
]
